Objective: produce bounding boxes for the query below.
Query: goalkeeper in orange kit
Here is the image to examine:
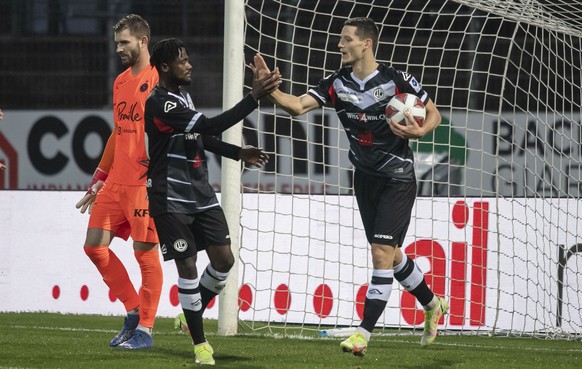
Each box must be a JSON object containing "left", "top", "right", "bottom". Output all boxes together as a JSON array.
[{"left": 75, "top": 14, "right": 162, "bottom": 350}]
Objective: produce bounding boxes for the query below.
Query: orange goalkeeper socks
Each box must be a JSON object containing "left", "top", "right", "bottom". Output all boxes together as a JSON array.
[
  {"left": 84, "top": 245, "right": 139, "bottom": 312},
  {"left": 134, "top": 249, "right": 163, "bottom": 329}
]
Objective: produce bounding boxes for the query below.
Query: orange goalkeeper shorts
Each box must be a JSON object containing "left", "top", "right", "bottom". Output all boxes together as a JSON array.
[{"left": 88, "top": 181, "right": 159, "bottom": 243}]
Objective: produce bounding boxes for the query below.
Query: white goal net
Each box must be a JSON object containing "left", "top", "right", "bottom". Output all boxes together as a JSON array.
[{"left": 227, "top": 0, "right": 582, "bottom": 338}]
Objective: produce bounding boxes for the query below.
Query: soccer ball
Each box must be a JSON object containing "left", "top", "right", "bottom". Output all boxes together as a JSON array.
[
  {"left": 173, "top": 312, "right": 190, "bottom": 334},
  {"left": 385, "top": 93, "right": 426, "bottom": 127}
]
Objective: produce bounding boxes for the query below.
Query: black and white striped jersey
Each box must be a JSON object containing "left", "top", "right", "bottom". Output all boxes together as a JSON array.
[
  {"left": 308, "top": 63, "right": 430, "bottom": 181},
  {"left": 144, "top": 85, "right": 257, "bottom": 217}
]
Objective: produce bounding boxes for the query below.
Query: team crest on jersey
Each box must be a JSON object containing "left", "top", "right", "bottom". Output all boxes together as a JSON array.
[
  {"left": 140, "top": 83, "right": 149, "bottom": 92},
  {"left": 173, "top": 239, "right": 188, "bottom": 252},
  {"left": 372, "top": 88, "right": 384, "bottom": 100},
  {"left": 164, "top": 101, "right": 177, "bottom": 112}
]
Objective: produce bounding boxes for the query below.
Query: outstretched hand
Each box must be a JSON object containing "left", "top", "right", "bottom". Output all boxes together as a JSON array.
[
  {"left": 252, "top": 54, "right": 272, "bottom": 79},
  {"left": 239, "top": 145, "right": 269, "bottom": 167},
  {"left": 248, "top": 54, "right": 281, "bottom": 100}
]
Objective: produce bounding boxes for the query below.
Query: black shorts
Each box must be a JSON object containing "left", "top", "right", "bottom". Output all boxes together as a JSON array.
[
  {"left": 354, "top": 169, "right": 416, "bottom": 246},
  {"left": 153, "top": 207, "right": 231, "bottom": 261}
]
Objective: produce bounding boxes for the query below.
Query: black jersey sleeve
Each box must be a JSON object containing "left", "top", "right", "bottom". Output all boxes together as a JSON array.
[
  {"left": 393, "top": 69, "right": 430, "bottom": 104},
  {"left": 202, "top": 135, "right": 241, "bottom": 161},
  {"left": 307, "top": 72, "right": 337, "bottom": 107},
  {"left": 147, "top": 92, "right": 258, "bottom": 135}
]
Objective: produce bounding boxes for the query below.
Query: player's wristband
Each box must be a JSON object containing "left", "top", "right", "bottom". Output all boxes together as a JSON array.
[{"left": 87, "top": 167, "right": 108, "bottom": 195}]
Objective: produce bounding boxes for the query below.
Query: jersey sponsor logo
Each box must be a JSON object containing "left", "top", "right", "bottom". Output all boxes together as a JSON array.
[
  {"left": 346, "top": 112, "right": 386, "bottom": 122},
  {"left": 116, "top": 101, "right": 142, "bottom": 123},
  {"left": 164, "top": 101, "right": 177, "bottom": 113},
  {"left": 372, "top": 88, "right": 384, "bottom": 100},
  {"left": 357, "top": 130, "right": 374, "bottom": 147},
  {"left": 336, "top": 90, "right": 363, "bottom": 104},
  {"left": 174, "top": 239, "right": 188, "bottom": 252},
  {"left": 374, "top": 233, "right": 393, "bottom": 240}
]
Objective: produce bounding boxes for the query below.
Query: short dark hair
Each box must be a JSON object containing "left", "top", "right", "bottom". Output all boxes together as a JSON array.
[
  {"left": 113, "top": 14, "right": 151, "bottom": 40},
  {"left": 344, "top": 17, "right": 379, "bottom": 51},
  {"left": 150, "top": 38, "right": 188, "bottom": 71}
]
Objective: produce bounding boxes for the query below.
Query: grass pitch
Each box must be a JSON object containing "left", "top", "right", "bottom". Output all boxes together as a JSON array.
[{"left": 0, "top": 312, "right": 580, "bottom": 368}]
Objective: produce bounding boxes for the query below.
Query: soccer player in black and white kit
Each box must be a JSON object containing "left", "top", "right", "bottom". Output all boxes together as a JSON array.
[
  {"left": 145, "top": 38, "right": 280, "bottom": 365},
  {"left": 253, "top": 17, "right": 448, "bottom": 355}
]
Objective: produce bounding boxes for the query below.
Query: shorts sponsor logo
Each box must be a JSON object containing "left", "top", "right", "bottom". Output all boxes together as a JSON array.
[
  {"left": 134, "top": 209, "right": 149, "bottom": 217},
  {"left": 374, "top": 233, "right": 393, "bottom": 240},
  {"left": 173, "top": 239, "right": 188, "bottom": 252}
]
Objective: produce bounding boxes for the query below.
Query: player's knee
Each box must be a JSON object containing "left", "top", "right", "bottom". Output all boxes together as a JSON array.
[
  {"left": 208, "top": 245, "right": 234, "bottom": 272},
  {"left": 83, "top": 245, "right": 109, "bottom": 262},
  {"left": 212, "top": 258, "right": 234, "bottom": 273}
]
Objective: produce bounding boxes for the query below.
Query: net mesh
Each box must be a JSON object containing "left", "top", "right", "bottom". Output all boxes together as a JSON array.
[{"left": 236, "top": 0, "right": 582, "bottom": 338}]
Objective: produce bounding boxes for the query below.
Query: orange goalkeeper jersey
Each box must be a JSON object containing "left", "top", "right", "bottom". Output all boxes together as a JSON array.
[{"left": 108, "top": 65, "right": 159, "bottom": 186}]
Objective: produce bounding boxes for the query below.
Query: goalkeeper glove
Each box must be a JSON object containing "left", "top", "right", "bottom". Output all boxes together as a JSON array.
[{"left": 76, "top": 167, "right": 108, "bottom": 214}]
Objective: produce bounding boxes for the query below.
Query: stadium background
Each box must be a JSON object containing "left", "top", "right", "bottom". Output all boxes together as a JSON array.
[
  {"left": 3, "top": 0, "right": 577, "bottom": 112},
  {"left": 1, "top": 0, "right": 582, "bottom": 340}
]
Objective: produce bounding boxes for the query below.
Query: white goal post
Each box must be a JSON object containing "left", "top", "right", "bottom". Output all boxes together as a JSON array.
[{"left": 218, "top": 0, "right": 582, "bottom": 338}]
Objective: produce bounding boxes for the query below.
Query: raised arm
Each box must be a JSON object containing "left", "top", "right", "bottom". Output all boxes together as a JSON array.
[{"left": 252, "top": 54, "right": 320, "bottom": 116}]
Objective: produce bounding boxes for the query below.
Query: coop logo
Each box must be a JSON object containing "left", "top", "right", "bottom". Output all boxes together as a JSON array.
[
  {"left": 346, "top": 112, "right": 386, "bottom": 122},
  {"left": 400, "top": 200, "right": 489, "bottom": 327},
  {"left": 0, "top": 131, "right": 18, "bottom": 189},
  {"left": 173, "top": 239, "right": 188, "bottom": 252},
  {"left": 164, "top": 101, "right": 177, "bottom": 113}
]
